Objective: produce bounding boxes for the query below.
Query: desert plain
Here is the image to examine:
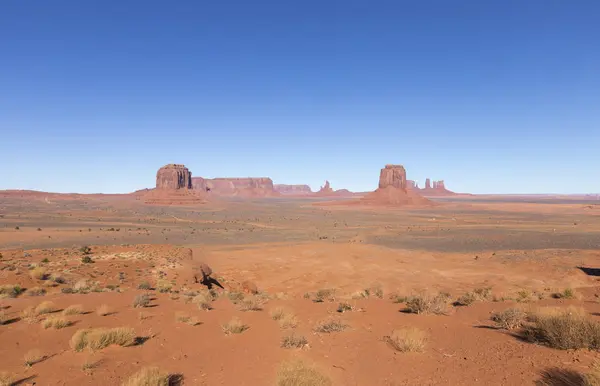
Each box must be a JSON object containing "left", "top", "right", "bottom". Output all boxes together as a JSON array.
[{"left": 1, "top": 190, "right": 600, "bottom": 385}]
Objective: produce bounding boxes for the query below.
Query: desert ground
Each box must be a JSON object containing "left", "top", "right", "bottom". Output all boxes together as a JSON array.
[{"left": 2, "top": 193, "right": 600, "bottom": 385}]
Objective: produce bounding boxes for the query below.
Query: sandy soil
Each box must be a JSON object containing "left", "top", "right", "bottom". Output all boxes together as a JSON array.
[{"left": 1, "top": 193, "right": 600, "bottom": 385}]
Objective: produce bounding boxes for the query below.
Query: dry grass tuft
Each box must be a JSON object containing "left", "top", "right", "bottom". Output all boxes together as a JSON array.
[
  {"left": 0, "top": 284, "right": 24, "bottom": 298},
  {"left": 405, "top": 293, "right": 450, "bottom": 315},
  {"left": 70, "top": 327, "right": 137, "bottom": 352},
  {"left": 281, "top": 333, "right": 308, "bottom": 349},
  {"left": 21, "top": 306, "right": 38, "bottom": 323},
  {"left": 35, "top": 301, "right": 55, "bottom": 315},
  {"left": 313, "top": 288, "right": 336, "bottom": 303},
  {"left": 384, "top": 328, "right": 427, "bottom": 352},
  {"left": 226, "top": 291, "right": 245, "bottom": 304},
  {"left": 23, "top": 349, "right": 44, "bottom": 367},
  {"left": 0, "top": 311, "right": 8, "bottom": 325},
  {"left": 155, "top": 280, "right": 173, "bottom": 293},
  {"left": 26, "top": 286, "right": 47, "bottom": 296},
  {"left": 523, "top": 306, "right": 600, "bottom": 350},
  {"left": 133, "top": 294, "right": 151, "bottom": 308},
  {"left": 270, "top": 307, "right": 298, "bottom": 329},
  {"left": 277, "top": 359, "right": 331, "bottom": 386},
  {"left": 122, "top": 366, "right": 173, "bottom": 386},
  {"left": 30, "top": 267, "right": 48, "bottom": 280},
  {"left": 96, "top": 304, "right": 111, "bottom": 316},
  {"left": 175, "top": 312, "right": 200, "bottom": 326},
  {"left": 74, "top": 279, "right": 91, "bottom": 293},
  {"left": 0, "top": 372, "right": 14, "bottom": 386},
  {"left": 63, "top": 304, "right": 84, "bottom": 316},
  {"left": 222, "top": 317, "right": 248, "bottom": 335},
  {"left": 42, "top": 316, "right": 71, "bottom": 329},
  {"left": 193, "top": 292, "right": 213, "bottom": 311},
  {"left": 239, "top": 296, "right": 264, "bottom": 312},
  {"left": 455, "top": 287, "right": 493, "bottom": 306},
  {"left": 491, "top": 307, "right": 528, "bottom": 330},
  {"left": 313, "top": 317, "right": 348, "bottom": 333},
  {"left": 336, "top": 302, "right": 354, "bottom": 313},
  {"left": 552, "top": 288, "right": 579, "bottom": 300}
]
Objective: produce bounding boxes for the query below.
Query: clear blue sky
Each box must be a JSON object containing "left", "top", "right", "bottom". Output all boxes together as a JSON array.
[{"left": 1, "top": 1, "right": 598, "bottom": 194}]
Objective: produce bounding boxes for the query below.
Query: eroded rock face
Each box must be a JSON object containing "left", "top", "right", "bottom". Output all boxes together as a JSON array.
[
  {"left": 425, "top": 178, "right": 431, "bottom": 190},
  {"left": 318, "top": 180, "right": 333, "bottom": 193},
  {"left": 192, "top": 177, "right": 278, "bottom": 197},
  {"left": 378, "top": 164, "right": 407, "bottom": 190},
  {"left": 156, "top": 164, "right": 192, "bottom": 190},
  {"left": 274, "top": 184, "right": 313, "bottom": 195},
  {"left": 433, "top": 180, "right": 445, "bottom": 189}
]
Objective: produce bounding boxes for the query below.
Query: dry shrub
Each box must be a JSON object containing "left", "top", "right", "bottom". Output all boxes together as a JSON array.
[
  {"left": 351, "top": 290, "right": 370, "bottom": 299},
  {"left": 491, "top": 307, "right": 527, "bottom": 330},
  {"left": 137, "top": 281, "right": 151, "bottom": 290},
  {"left": 0, "top": 372, "right": 13, "bottom": 386},
  {"left": 222, "top": 317, "right": 248, "bottom": 335},
  {"left": 74, "top": 279, "right": 91, "bottom": 293},
  {"left": 26, "top": 287, "right": 47, "bottom": 296},
  {"left": 63, "top": 304, "right": 84, "bottom": 316},
  {"left": 35, "top": 301, "right": 55, "bottom": 315},
  {"left": 175, "top": 312, "right": 200, "bottom": 326},
  {"left": 405, "top": 293, "right": 450, "bottom": 315},
  {"left": 516, "top": 289, "right": 533, "bottom": 303},
  {"left": 281, "top": 333, "right": 308, "bottom": 349},
  {"left": 226, "top": 291, "right": 245, "bottom": 304},
  {"left": 384, "top": 328, "right": 427, "bottom": 352},
  {"left": 0, "top": 311, "right": 8, "bottom": 325},
  {"left": 523, "top": 307, "right": 600, "bottom": 350},
  {"left": 552, "top": 288, "right": 579, "bottom": 300},
  {"left": 313, "top": 318, "right": 347, "bottom": 333},
  {"left": 239, "top": 296, "right": 264, "bottom": 312},
  {"left": 21, "top": 306, "right": 38, "bottom": 323},
  {"left": 70, "top": 327, "right": 136, "bottom": 351},
  {"left": 537, "top": 367, "right": 587, "bottom": 386},
  {"left": 336, "top": 302, "right": 353, "bottom": 313},
  {"left": 24, "top": 349, "right": 44, "bottom": 367},
  {"left": 313, "top": 289, "right": 336, "bottom": 303},
  {"left": 155, "top": 280, "right": 173, "bottom": 293},
  {"left": 133, "top": 294, "right": 151, "bottom": 308},
  {"left": 122, "top": 367, "right": 173, "bottom": 386},
  {"left": 277, "top": 359, "right": 331, "bottom": 386},
  {"left": 585, "top": 362, "right": 600, "bottom": 386},
  {"left": 30, "top": 267, "right": 48, "bottom": 280},
  {"left": 42, "top": 316, "right": 71, "bottom": 329},
  {"left": 96, "top": 304, "right": 110, "bottom": 316},
  {"left": 193, "top": 292, "right": 213, "bottom": 311},
  {"left": 0, "top": 284, "right": 24, "bottom": 298},
  {"left": 271, "top": 307, "right": 298, "bottom": 329}
]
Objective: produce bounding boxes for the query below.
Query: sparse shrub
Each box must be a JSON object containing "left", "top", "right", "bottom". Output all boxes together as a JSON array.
[
  {"left": 30, "top": 267, "right": 48, "bottom": 280},
  {"left": 96, "top": 304, "right": 110, "bottom": 316},
  {"left": 80, "top": 246, "right": 92, "bottom": 255},
  {"left": 26, "top": 286, "right": 46, "bottom": 296},
  {"left": 0, "top": 284, "right": 24, "bottom": 298},
  {"left": 227, "top": 291, "right": 245, "bottom": 304},
  {"left": 0, "top": 372, "right": 14, "bottom": 386},
  {"left": 222, "top": 317, "right": 248, "bottom": 335},
  {"left": 516, "top": 290, "right": 532, "bottom": 303},
  {"left": 270, "top": 307, "right": 298, "bottom": 329},
  {"left": 281, "top": 333, "right": 308, "bottom": 349},
  {"left": 137, "top": 281, "right": 151, "bottom": 290},
  {"left": 63, "top": 304, "right": 84, "bottom": 315},
  {"left": 21, "top": 306, "right": 37, "bottom": 323},
  {"left": 238, "top": 296, "right": 263, "bottom": 311},
  {"left": 193, "top": 292, "right": 213, "bottom": 311},
  {"left": 41, "top": 257, "right": 49, "bottom": 263},
  {"left": 491, "top": 307, "right": 527, "bottom": 330},
  {"left": 313, "top": 289, "right": 336, "bottom": 303},
  {"left": 455, "top": 287, "right": 493, "bottom": 306},
  {"left": 61, "top": 287, "right": 75, "bottom": 294},
  {"left": 23, "top": 349, "right": 44, "bottom": 367},
  {"left": 51, "top": 274, "right": 66, "bottom": 284},
  {"left": 552, "top": 288, "right": 578, "bottom": 300},
  {"left": 313, "top": 318, "right": 348, "bottom": 333},
  {"left": 175, "top": 312, "right": 200, "bottom": 326},
  {"left": 337, "top": 302, "right": 353, "bottom": 313},
  {"left": 0, "top": 311, "right": 9, "bottom": 325},
  {"left": 133, "top": 294, "right": 151, "bottom": 308},
  {"left": 122, "top": 367, "right": 173, "bottom": 386},
  {"left": 81, "top": 256, "right": 94, "bottom": 264},
  {"left": 42, "top": 316, "right": 71, "bottom": 329},
  {"left": 523, "top": 307, "right": 600, "bottom": 350},
  {"left": 15, "top": 226, "right": 19, "bottom": 230},
  {"left": 74, "top": 279, "right": 91, "bottom": 293},
  {"left": 277, "top": 359, "right": 331, "bottom": 386},
  {"left": 384, "top": 328, "right": 427, "bottom": 352},
  {"left": 70, "top": 327, "right": 136, "bottom": 351},
  {"left": 156, "top": 280, "right": 172, "bottom": 293},
  {"left": 35, "top": 301, "right": 55, "bottom": 315},
  {"left": 405, "top": 293, "right": 450, "bottom": 315},
  {"left": 455, "top": 292, "right": 477, "bottom": 306}
]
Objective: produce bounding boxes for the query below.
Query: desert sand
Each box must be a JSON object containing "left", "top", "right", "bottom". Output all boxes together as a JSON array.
[{"left": 1, "top": 189, "right": 600, "bottom": 385}]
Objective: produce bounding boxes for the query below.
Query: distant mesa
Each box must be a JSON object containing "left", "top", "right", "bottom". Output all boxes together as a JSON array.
[
  {"left": 358, "top": 164, "right": 432, "bottom": 206},
  {"left": 407, "top": 177, "right": 456, "bottom": 196},
  {"left": 192, "top": 177, "right": 279, "bottom": 197},
  {"left": 313, "top": 180, "right": 357, "bottom": 197},
  {"left": 274, "top": 184, "right": 313, "bottom": 195},
  {"left": 156, "top": 164, "right": 192, "bottom": 190},
  {"left": 144, "top": 164, "right": 205, "bottom": 205}
]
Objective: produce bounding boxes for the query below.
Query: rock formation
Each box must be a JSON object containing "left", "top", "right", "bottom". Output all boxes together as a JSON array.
[
  {"left": 192, "top": 177, "right": 279, "bottom": 197},
  {"left": 378, "top": 164, "right": 407, "bottom": 189},
  {"left": 156, "top": 164, "right": 192, "bottom": 190},
  {"left": 359, "top": 164, "right": 432, "bottom": 206},
  {"left": 425, "top": 178, "right": 431, "bottom": 190},
  {"left": 317, "top": 180, "right": 334, "bottom": 194},
  {"left": 274, "top": 184, "right": 313, "bottom": 195}
]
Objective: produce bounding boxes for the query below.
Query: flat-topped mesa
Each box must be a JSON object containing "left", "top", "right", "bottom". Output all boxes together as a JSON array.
[
  {"left": 274, "top": 184, "right": 313, "bottom": 195},
  {"left": 192, "top": 177, "right": 278, "bottom": 197},
  {"left": 378, "top": 164, "right": 407, "bottom": 190},
  {"left": 156, "top": 164, "right": 192, "bottom": 190}
]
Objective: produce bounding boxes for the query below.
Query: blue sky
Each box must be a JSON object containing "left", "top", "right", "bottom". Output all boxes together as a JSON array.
[{"left": 1, "top": 1, "right": 598, "bottom": 194}]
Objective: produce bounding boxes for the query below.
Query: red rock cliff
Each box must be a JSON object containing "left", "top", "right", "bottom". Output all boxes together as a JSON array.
[
  {"left": 378, "top": 164, "right": 407, "bottom": 190},
  {"left": 274, "top": 184, "right": 313, "bottom": 195},
  {"left": 156, "top": 164, "right": 192, "bottom": 190},
  {"left": 192, "top": 177, "right": 278, "bottom": 197}
]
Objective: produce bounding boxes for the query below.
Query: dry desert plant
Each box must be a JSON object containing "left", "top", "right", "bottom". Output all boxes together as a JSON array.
[
  {"left": 313, "top": 288, "right": 336, "bottom": 303},
  {"left": 35, "top": 301, "right": 55, "bottom": 315},
  {"left": 175, "top": 312, "right": 200, "bottom": 326},
  {"left": 238, "top": 296, "right": 264, "bottom": 312},
  {"left": 26, "top": 286, "right": 47, "bottom": 296},
  {"left": 42, "top": 316, "right": 71, "bottom": 329},
  {"left": 30, "top": 267, "right": 48, "bottom": 280},
  {"left": 122, "top": 366, "right": 173, "bottom": 386},
  {"left": 313, "top": 317, "right": 348, "bottom": 333},
  {"left": 21, "top": 306, "right": 38, "bottom": 323},
  {"left": 133, "top": 294, "right": 151, "bottom": 308},
  {"left": 552, "top": 288, "right": 579, "bottom": 300},
  {"left": 384, "top": 328, "right": 427, "bottom": 352},
  {"left": 0, "top": 311, "right": 8, "bottom": 325},
  {"left": 193, "top": 292, "right": 213, "bottom": 311},
  {"left": 0, "top": 372, "right": 14, "bottom": 386},
  {"left": 523, "top": 306, "right": 600, "bottom": 350},
  {"left": 155, "top": 280, "right": 173, "bottom": 293},
  {"left": 281, "top": 333, "right": 308, "bottom": 349},
  {"left": 491, "top": 307, "right": 528, "bottom": 330},
  {"left": 96, "top": 304, "right": 111, "bottom": 316},
  {"left": 222, "top": 317, "right": 248, "bottom": 335},
  {"left": 70, "top": 327, "right": 136, "bottom": 352},
  {"left": 277, "top": 359, "right": 331, "bottom": 386},
  {"left": 137, "top": 281, "right": 151, "bottom": 290},
  {"left": 336, "top": 302, "right": 353, "bottom": 313},
  {"left": 23, "top": 349, "right": 44, "bottom": 367},
  {"left": 405, "top": 292, "right": 451, "bottom": 315},
  {"left": 226, "top": 291, "right": 245, "bottom": 304},
  {"left": 74, "top": 279, "right": 91, "bottom": 293},
  {"left": 0, "top": 284, "right": 25, "bottom": 298},
  {"left": 455, "top": 287, "right": 493, "bottom": 306},
  {"left": 270, "top": 307, "right": 298, "bottom": 329},
  {"left": 63, "top": 304, "right": 84, "bottom": 316}
]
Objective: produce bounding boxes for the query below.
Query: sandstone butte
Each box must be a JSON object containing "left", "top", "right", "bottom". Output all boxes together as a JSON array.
[
  {"left": 192, "top": 177, "right": 279, "bottom": 197},
  {"left": 408, "top": 178, "right": 456, "bottom": 196},
  {"left": 274, "top": 184, "right": 313, "bottom": 195},
  {"left": 144, "top": 164, "right": 205, "bottom": 205},
  {"left": 359, "top": 164, "right": 432, "bottom": 206}
]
